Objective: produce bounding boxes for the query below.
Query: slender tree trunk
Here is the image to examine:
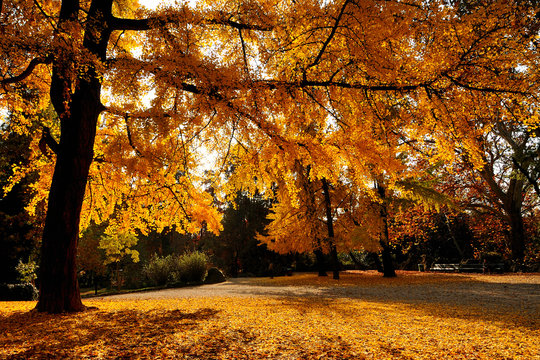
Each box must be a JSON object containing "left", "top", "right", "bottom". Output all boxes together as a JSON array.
[
  {"left": 231, "top": 251, "right": 239, "bottom": 278},
  {"left": 93, "top": 271, "right": 98, "bottom": 296},
  {"left": 380, "top": 242, "right": 396, "bottom": 277},
  {"left": 376, "top": 182, "right": 396, "bottom": 278},
  {"left": 36, "top": 0, "right": 113, "bottom": 313},
  {"left": 443, "top": 213, "right": 464, "bottom": 259},
  {"left": 370, "top": 252, "right": 384, "bottom": 273},
  {"left": 314, "top": 248, "right": 328, "bottom": 276},
  {"left": 329, "top": 243, "right": 340, "bottom": 280},
  {"left": 321, "top": 178, "right": 340, "bottom": 279},
  {"left": 116, "top": 262, "right": 121, "bottom": 291},
  {"left": 349, "top": 250, "right": 361, "bottom": 269}
]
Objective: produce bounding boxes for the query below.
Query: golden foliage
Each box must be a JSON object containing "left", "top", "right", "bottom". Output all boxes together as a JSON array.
[
  {"left": 2, "top": 0, "right": 539, "bottom": 241},
  {"left": 1, "top": 272, "right": 539, "bottom": 359}
]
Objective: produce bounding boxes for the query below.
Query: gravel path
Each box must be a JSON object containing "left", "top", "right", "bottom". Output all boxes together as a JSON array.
[{"left": 97, "top": 272, "right": 540, "bottom": 316}]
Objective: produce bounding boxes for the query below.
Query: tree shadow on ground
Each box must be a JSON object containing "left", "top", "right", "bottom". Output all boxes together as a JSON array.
[
  {"left": 0, "top": 306, "right": 366, "bottom": 360},
  {"left": 222, "top": 274, "right": 539, "bottom": 330},
  {"left": 0, "top": 307, "right": 218, "bottom": 359}
]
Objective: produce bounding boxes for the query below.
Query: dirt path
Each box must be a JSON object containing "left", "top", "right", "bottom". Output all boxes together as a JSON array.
[{"left": 97, "top": 271, "right": 540, "bottom": 316}]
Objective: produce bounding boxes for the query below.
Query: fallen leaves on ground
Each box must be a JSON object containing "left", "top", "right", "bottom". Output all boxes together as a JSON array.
[
  {"left": 1, "top": 272, "right": 538, "bottom": 359},
  {"left": 253, "top": 270, "right": 473, "bottom": 287}
]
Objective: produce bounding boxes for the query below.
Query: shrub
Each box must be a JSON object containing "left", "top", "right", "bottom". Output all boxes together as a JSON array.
[
  {"left": 178, "top": 251, "right": 208, "bottom": 283},
  {"left": 142, "top": 251, "right": 209, "bottom": 286},
  {"left": 0, "top": 283, "right": 38, "bottom": 301},
  {"left": 204, "top": 267, "right": 226, "bottom": 284},
  {"left": 143, "top": 255, "right": 174, "bottom": 286},
  {"left": 15, "top": 260, "right": 38, "bottom": 284}
]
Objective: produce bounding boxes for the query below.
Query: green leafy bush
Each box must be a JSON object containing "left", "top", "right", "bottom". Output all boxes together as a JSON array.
[
  {"left": 142, "top": 255, "right": 174, "bottom": 286},
  {"left": 142, "top": 251, "right": 209, "bottom": 286},
  {"left": 178, "top": 251, "right": 209, "bottom": 283},
  {"left": 15, "top": 260, "right": 38, "bottom": 284}
]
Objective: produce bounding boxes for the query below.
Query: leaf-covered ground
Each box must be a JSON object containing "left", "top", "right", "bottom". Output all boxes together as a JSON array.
[{"left": 1, "top": 272, "right": 539, "bottom": 359}]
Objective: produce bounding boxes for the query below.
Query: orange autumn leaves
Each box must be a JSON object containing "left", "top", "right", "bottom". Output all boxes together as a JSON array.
[
  {"left": 3, "top": 0, "right": 539, "bottom": 242},
  {"left": 1, "top": 272, "right": 539, "bottom": 359}
]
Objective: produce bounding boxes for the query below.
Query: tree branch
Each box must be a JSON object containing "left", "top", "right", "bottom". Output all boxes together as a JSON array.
[
  {"left": 304, "top": 0, "right": 350, "bottom": 80},
  {"left": 512, "top": 157, "right": 540, "bottom": 198},
  {"left": 1, "top": 55, "right": 53, "bottom": 85},
  {"left": 109, "top": 13, "right": 273, "bottom": 32},
  {"left": 205, "top": 17, "right": 272, "bottom": 31},
  {"left": 443, "top": 74, "right": 529, "bottom": 96},
  {"left": 38, "top": 126, "right": 59, "bottom": 158},
  {"left": 124, "top": 113, "right": 143, "bottom": 157},
  {"left": 257, "top": 79, "right": 427, "bottom": 91},
  {"left": 238, "top": 28, "right": 250, "bottom": 77},
  {"left": 109, "top": 17, "right": 154, "bottom": 31}
]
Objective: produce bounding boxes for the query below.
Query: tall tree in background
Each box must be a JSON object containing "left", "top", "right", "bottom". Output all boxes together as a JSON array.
[
  {"left": 257, "top": 162, "right": 341, "bottom": 278},
  {"left": 206, "top": 191, "right": 272, "bottom": 277},
  {"left": 443, "top": 119, "right": 540, "bottom": 265}
]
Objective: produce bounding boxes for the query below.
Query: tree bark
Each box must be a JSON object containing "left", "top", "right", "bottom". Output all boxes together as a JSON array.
[
  {"left": 348, "top": 250, "right": 362, "bottom": 269},
  {"left": 369, "top": 252, "right": 384, "bottom": 273},
  {"left": 508, "top": 210, "right": 525, "bottom": 269},
  {"left": 36, "top": 0, "right": 113, "bottom": 313},
  {"left": 376, "top": 182, "right": 396, "bottom": 278},
  {"left": 321, "top": 178, "right": 340, "bottom": 279},
  {"left": 480, "top": 156, "right": 527, "bottom": 265},
  {"left": 380, "top": 242, "right": 396, "bottom": 278},
  {"left": 314, "top": 248, "right": 328, "bottom": 276}
]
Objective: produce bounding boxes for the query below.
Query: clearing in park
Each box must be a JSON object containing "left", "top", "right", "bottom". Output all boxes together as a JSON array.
[{"left": 1, "top": 271, "right": 539, "bottom": 359}]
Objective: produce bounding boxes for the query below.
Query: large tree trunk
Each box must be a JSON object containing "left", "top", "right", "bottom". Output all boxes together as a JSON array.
[
  {"left": 321, "top": 178, "right": 340, "bottom": 280},
  {"left": 37, "top": 82, "right": 103, "bottom": 313},
  {"left": 481, "top": 159, "right": 527, "bottom": 266},
  {"left": 36, "top": 0, "right": 112, "bottom": 313},
  {"left": 508, "top": 210, "right": 525, "bottom": 269}
]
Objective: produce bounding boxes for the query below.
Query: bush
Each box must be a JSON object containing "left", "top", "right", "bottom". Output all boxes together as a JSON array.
[
  {"left": 0, "top": 283, "right": 38, "bottom": 301},
  {"left": 143, "top": 255, "right": 174, "bottom": 286},
  {"left": 15, "top": 260, "right": 38, "bottom": 284},
  {"left": 204, "top": 267, "right": 226, "bottom": 284},
  {"left": 142, "top": 251, "right": 209, "bottom": 286},
  {"left": 178, "top": 251, "right": 208, "bottom": 283}
]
